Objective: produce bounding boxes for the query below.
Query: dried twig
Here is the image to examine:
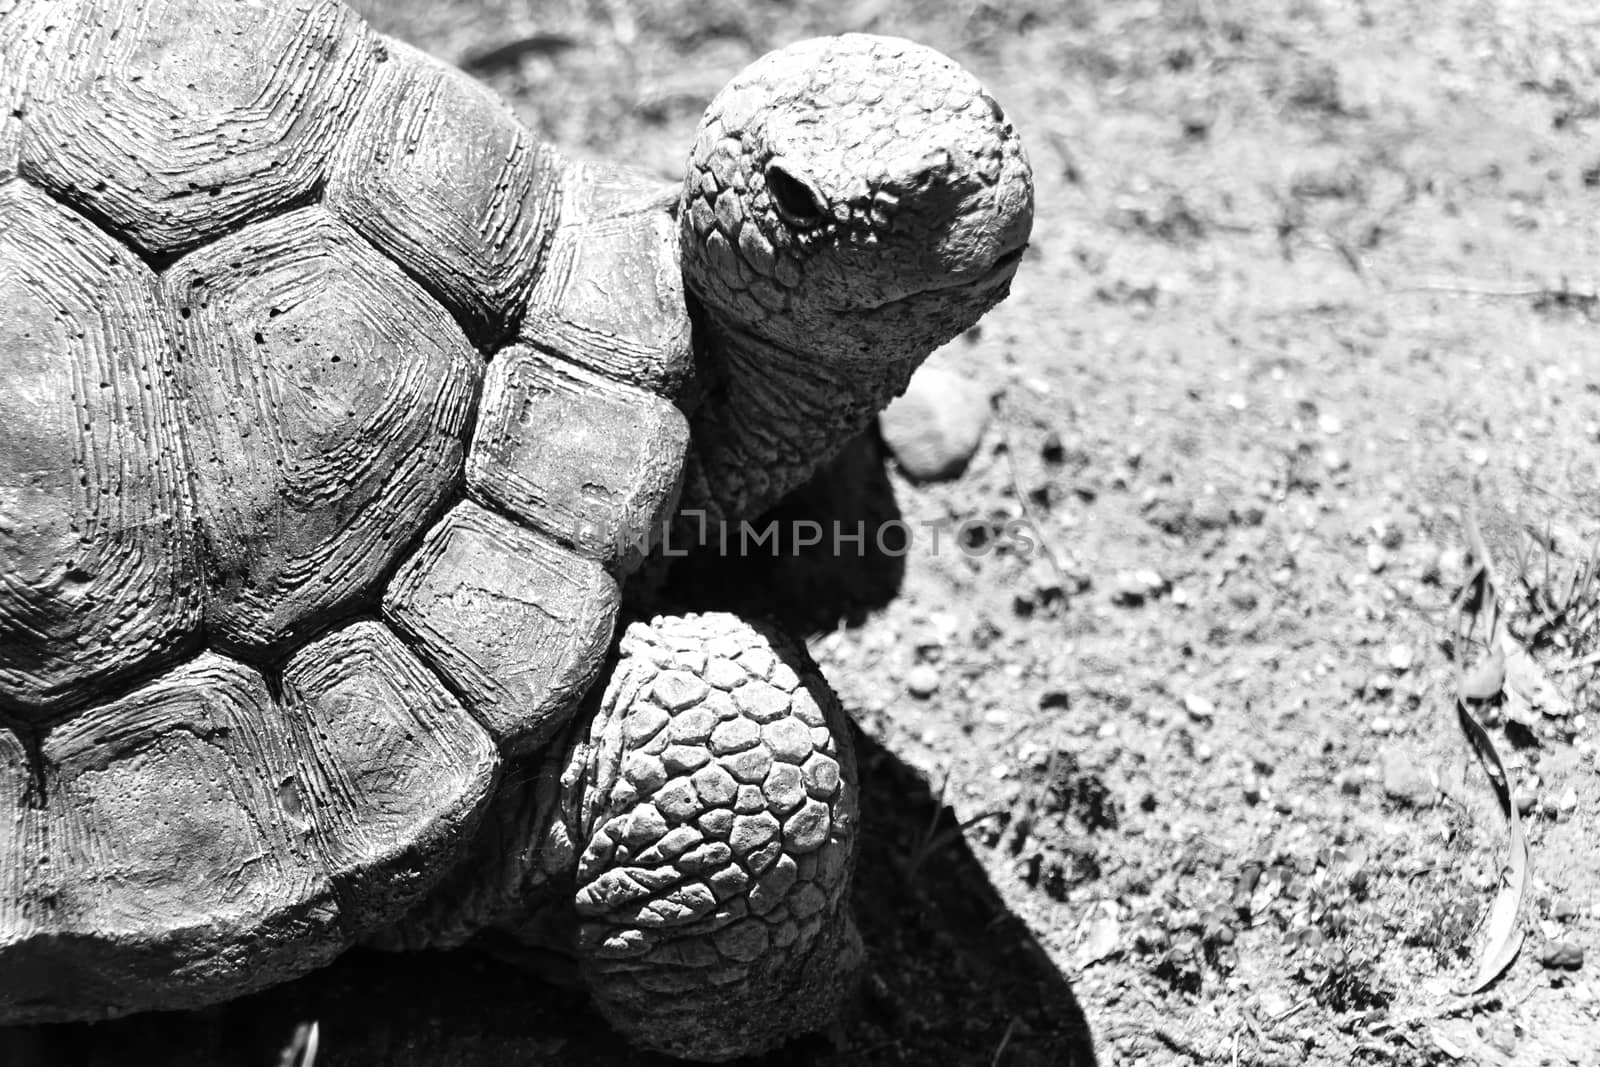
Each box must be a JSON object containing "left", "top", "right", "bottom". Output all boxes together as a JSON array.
[
  {"left": 1392, "top": 276, "right": 1599, "bottom": 301},
  {"left": 991, "top": 390, "right": 1071, "bottom": 589},
  {"left": 277, "top": 1020, "right": 320, "bottom": 1067},
  {"left": 988, "top": 1016, "right": 1021, "bottom": 1067}
]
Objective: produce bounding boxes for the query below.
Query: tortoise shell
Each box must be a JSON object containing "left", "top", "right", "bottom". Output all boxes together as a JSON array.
[{"left": 0, "top": 0, "right": 690, "bottom": 1017}]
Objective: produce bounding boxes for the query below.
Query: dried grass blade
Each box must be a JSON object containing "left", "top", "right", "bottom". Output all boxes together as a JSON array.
[
  {"left": 1453, "top": 695, "right": 1528, "bottom": 994},
  {"left": 1453, "top": 510, "right": 1528, "bottom": 993}
]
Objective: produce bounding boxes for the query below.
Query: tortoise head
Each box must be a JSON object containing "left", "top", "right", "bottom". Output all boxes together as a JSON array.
[{"left": 678, "top": 34, "right": 1033, "bottom": 363}]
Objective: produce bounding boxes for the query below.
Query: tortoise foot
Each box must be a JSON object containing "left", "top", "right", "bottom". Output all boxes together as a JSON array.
[{"left": 567, "top": 612, "right": 861, "bottom": 1062}]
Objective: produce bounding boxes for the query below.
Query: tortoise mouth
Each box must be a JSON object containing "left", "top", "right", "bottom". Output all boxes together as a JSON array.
[{"left": 856, "top": 241, "right": 1027, "bottom": 312}]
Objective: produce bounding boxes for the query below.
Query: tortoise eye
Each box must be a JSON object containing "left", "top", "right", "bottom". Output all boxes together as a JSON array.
[{"left": 765, "top": 163, "right": 827, "bottom": 226}]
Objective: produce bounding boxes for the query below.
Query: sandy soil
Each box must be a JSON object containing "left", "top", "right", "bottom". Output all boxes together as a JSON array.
[{"left": 8, "top": 1, "right": 1600, "bottom": 1064}]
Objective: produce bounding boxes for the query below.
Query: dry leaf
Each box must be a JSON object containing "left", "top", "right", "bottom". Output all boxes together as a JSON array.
[
  {"left": 1454, "top": 698, "right": 1528, "bottom": 995},
  {"left": 1496, "top": 631, "right": 1574, "bottom": 718},
  {"left": 1457, "top": 647, "right": 1506, "bottom": 703}
]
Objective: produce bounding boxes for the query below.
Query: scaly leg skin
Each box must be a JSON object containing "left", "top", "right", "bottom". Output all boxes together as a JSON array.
[{"left": 557, "top": 612, "right": 861, "bottom": 1061}]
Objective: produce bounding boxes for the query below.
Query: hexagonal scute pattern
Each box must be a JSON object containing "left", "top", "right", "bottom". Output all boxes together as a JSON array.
[
  {"left": 0, "top": 653, "right": 338, "bottom": 1018},
  {"left": 383, "top": 501, "right": 620, "bottom": 755},
  {"left": 0, "top": 0, "right": 78, "bottom": 180},
  {"left": 281, "top": 621, "right": 499, "bottom": 919},
  {"left": 327, "top": 38, "right": 561, "bottom": 349},
  {"left": 0, "top": 639, "right": 499, "bottom": 1019},
  {"left": 468, "top": 345, "right": 688, "bottom": 574},
  {"left": 0, "top": 182, "right": 201, "bottom": 719},
  {"left": 164, "top": 206, "right": 482, "bottom": 654},
  {"left": 521, "top": 162, "right": 695, "bottom": 398},
  {"left": 19, "top": 0, "right": 377, "bottom": 257}
]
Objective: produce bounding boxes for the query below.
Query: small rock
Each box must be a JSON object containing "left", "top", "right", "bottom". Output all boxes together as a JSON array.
[
  {"left": 1540, "top": 941, "right": 1584, "bottom": 970},
  {"left": 1191, "top": 494, "right": 1233, "bottom": 530},
  {"left": 1257, "top": 989, "right": 1292, "bottom": 1019},
  {"left": 1366, "top": 543, "right": 1388, "bottom": 573},
  {"left": 879, "top": 364, "right": 991, "bottom": 481},
  {"left": 1029, "top": 560, "right": 1068, "bottom": 604},
  {"left": 905, "top": 665, "right": 941, "bottom": 699},
  {"left": 1486, "top": 1023, "right": 1517, "bottom": 1056},
  {"left": 1553, "top": 898, "right": 1580, "bottom": 922},
  {"left": 1112, "top": 574, "right": 1148, "bottom": 607},
  {"left": 1141, "top": 495, "right": 1191, "bottom": 535},
  {"left": 1076, "top": 913, "right": 1122, "bottom": 968},
  {"left": 1381, "top": 749, "right": 1433, "bottom": 806},
  {"left": 1134, "top": 568, "right": 1168, "bottom": 594},
  {"left": 1513, "top": 789, "right": 1538, "bottom": 816},
  {"left": 1183, "top": 693, "right": 1216, "bottom": 721},
  {"left": 1418, "top": 549, "right": 1444, "bottom": 585},
  {"left": 1387, "top": 644, "right": 1414, "bottom": 673}
]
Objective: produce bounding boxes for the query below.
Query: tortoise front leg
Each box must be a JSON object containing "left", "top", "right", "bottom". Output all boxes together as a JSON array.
[{"left": 557, "top": 612, "right": 861, "bottom": 1061}]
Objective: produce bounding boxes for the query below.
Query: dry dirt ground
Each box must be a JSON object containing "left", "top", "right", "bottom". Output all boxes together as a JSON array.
[{"left": 9, "top": 1, "right": 1600, "bottom": 1065}]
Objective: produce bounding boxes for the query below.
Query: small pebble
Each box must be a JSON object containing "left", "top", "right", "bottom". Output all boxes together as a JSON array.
[
  {"left": 879, "top": 363, "right": 991, "bottom": 481},
  {"left": 1373, "top": 520, "right": 1404, "bottom": 550},
  {"left": 1183, "top": 693, "right": 1216, "bottom": 721},
  {"left": 1540, "top": 941, "right": 1585, "bottom": 970},
  {"left": 1387, "top": 644, "right": 1414, "bottom": 672},
  {"left": 1191, "top": 494, "right": 1232, "bottom": 530},
  {"left": 1486, "top": 1023, "right": 1517, "bottom": 1056},
  {"left": 905, "top": 665, "right": 941, "bottom": 699},
  {"left": 1111, "top": 577, "right": 1145, "bottom": 607},
  {"left": 1112, "top": 569, "right": 1168, "bottom": 606},
  {"left": 1381, "top": 749, "right": 1433, "bottom": 806}
]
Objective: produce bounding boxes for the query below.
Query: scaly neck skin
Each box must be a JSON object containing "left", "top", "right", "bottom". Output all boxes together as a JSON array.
[{"left": 678, "top": 318, "right": 920, "bottom": 532}]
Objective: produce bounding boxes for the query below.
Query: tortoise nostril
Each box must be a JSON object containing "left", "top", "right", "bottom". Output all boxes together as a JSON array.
[{"left": 765, "top": 163, "right": 827, "bottom": 225}]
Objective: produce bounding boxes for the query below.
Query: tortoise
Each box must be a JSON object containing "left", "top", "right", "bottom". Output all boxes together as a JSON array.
[{"left": 0, "top": 0, "right": 1033, "bottom": 1059}]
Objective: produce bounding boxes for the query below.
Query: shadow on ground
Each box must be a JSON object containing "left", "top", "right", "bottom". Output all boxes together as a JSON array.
[
  {"left": 652, "top": 432, "right": 911, "bottom": 636},
  {"left": 1, "top": 439, "right": 1094, "bottom": 1066}
]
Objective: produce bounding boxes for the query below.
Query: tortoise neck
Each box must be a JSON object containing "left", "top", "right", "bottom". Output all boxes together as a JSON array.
[{"left": 680, "top": 319, "right": 919, "bottom": 528}]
